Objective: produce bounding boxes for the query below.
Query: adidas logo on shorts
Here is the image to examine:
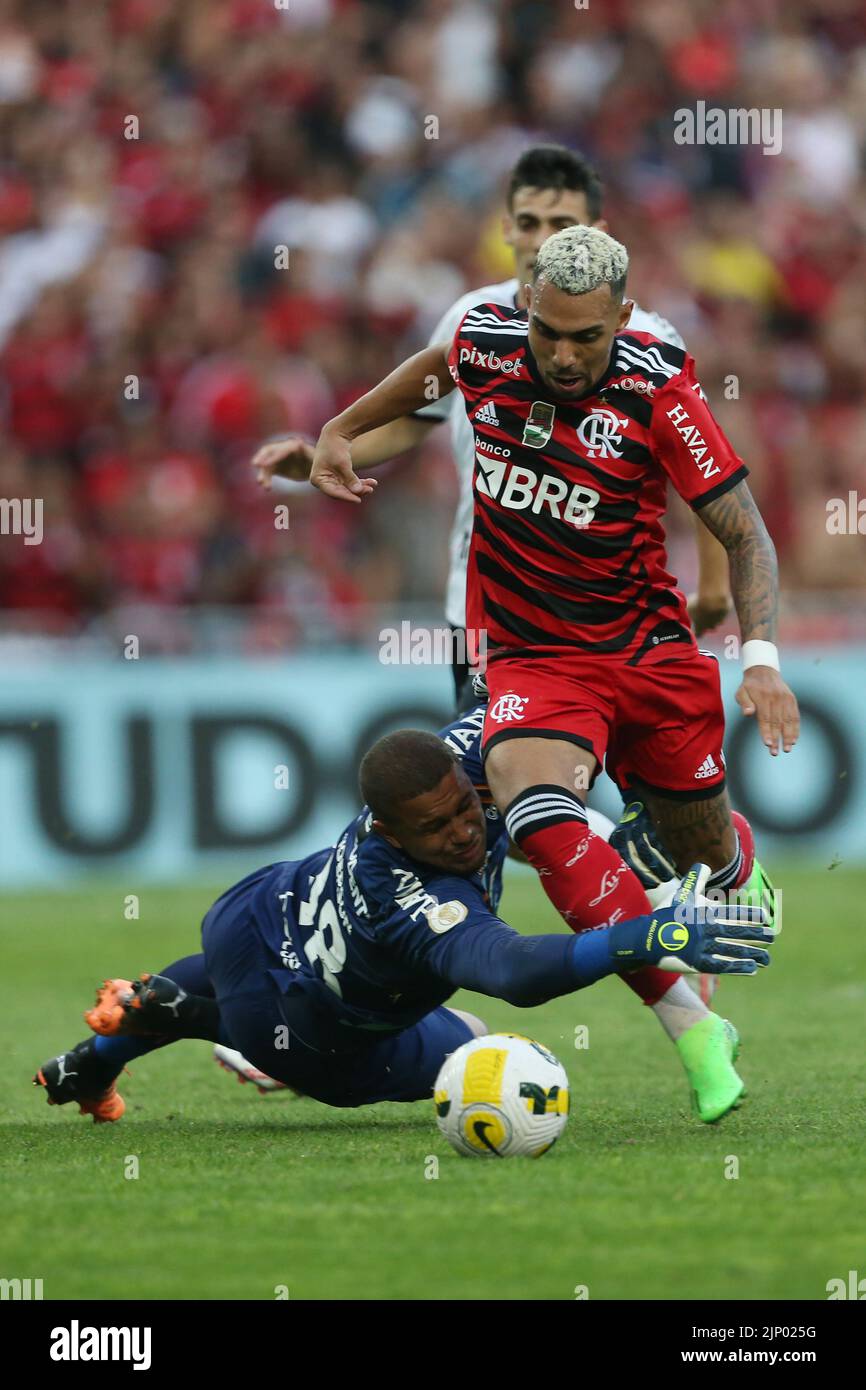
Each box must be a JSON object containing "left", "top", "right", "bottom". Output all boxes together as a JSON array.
[
  {"left": 475, "top": 401, "right": 500, "bottom": 426},
  {"left": 694, "top": 753, "right": 720, "bottom": 780}
]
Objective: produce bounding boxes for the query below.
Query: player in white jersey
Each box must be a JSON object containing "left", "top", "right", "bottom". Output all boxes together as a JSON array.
[{"left": 252, "top": 146, "right": 732, "bottom": 704}]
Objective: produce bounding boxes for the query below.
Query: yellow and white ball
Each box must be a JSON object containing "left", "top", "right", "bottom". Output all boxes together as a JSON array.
[{"left": 434, "top": 1033, "right": 569, "bottom": 1158}]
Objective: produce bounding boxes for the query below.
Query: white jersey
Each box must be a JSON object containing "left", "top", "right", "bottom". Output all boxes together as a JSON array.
[{"left": 417, "top": 277, "right": 686, "bottom": 629}]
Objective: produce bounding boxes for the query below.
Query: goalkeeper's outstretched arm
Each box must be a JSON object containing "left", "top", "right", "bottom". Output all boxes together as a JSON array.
[{"left": 428, "top": 867, "right": 772, "bottom": 1008}]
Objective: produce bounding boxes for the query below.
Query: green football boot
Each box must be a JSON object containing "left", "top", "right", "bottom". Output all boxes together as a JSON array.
[
  {"left": 738, "top": 859, "right": 777, "bottom": 928},
  {"left": 692, "top": 861, "right": 777, "bottom": 1005},
  {"left": 675, "top": 1015, "right": 744, "bottom": 1123}
]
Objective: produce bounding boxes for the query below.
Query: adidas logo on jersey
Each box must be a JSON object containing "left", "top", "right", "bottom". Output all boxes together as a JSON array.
[
  {"left": 475, "top": 401, "right": 500, "bottom": 426},
  {"left": 694, "top": 754, "right": 720, "bottom": 780},
  {"left": 458, "top": 345, "right": 521, "bottom": 375}
]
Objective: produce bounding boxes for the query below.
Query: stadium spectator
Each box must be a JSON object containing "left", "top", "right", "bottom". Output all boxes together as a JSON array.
[{"left": 0, "top": 0, "right": 864, "bottom": 645}]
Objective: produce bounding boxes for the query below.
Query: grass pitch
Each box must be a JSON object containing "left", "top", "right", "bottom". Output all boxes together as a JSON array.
[{"left": 2, "top": 864, "right": 864, "bottom": 1301}]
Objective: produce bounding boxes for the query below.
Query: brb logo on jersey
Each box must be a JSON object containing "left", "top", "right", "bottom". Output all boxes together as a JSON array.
[
  {"left": 475, "top": 454, "right": 599, "bottom": 528},
  {"left": 576, "top": 408, "right": 629, "bottom": 459},
  {"left": 489, "top": 693, "right": 529, "bottom": 723}
]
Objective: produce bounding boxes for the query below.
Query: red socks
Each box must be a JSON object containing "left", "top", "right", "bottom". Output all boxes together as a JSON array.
[{"left": 504, "top": 785, "right": 678, "bottom": 1005}]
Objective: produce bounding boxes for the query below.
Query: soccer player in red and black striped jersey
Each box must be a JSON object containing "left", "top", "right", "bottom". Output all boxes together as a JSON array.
[
  {"left": 309, "top": 224, "right": 799, "bottom": 1120},
  {"left": 252, "top": 145, "right": 733, "bottom": 706}
]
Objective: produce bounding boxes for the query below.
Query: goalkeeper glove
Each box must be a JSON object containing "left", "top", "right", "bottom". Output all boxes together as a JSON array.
[
  {"left": 609, "top": 864, "right": 773, "bottom": 975},
  {"left": 610, "top": 799, "right": 678, "bottom": 889}
]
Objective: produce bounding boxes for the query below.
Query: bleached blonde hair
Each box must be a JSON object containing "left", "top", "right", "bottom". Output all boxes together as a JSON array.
[{"left": 533, "top": 225, "right": 628, "bottom": 298}]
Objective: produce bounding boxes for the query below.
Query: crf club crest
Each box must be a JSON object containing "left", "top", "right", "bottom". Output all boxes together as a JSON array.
[
  {"left": 489, "top": 693, "right": 529, "bottom": 723},
  {"left": 576, "top": 408, "right": 629, "bottom": 459}
]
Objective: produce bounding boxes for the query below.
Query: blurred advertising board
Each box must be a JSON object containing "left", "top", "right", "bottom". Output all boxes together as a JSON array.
[{"left": 0, "top": 648, "right": 862, "bottom": 887}]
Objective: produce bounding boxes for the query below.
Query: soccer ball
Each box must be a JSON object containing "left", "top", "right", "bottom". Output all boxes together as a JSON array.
[{"left": 434, "top": 1033, "right": 569, "bottom": 1158}]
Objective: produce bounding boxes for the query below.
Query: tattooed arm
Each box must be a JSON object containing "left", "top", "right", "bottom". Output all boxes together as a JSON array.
[
  {"left": 697, "top": 479, "right": 777, "bottom": 639},
  {"left": 696, "top": 480, "right": 799, "bottom": 755}
]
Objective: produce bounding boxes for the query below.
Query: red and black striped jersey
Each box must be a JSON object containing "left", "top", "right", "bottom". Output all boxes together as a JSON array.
[{"left": 447, "top": 302, "right": 747, "bottom": 665}]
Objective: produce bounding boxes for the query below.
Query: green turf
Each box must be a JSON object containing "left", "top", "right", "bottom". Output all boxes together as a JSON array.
[{"left": 2, "top": 865, "right": 865, "bottom": 1300}]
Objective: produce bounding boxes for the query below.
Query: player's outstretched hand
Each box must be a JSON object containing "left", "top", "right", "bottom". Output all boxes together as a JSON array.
[
  {"left": 310, "top": 425, "right": 378, "bottom": 504},
  {"left": 251, "top": 436, "right": 315, "bottom": 489},
  {"left": 735, "top": 666, "right": 800, "bottom": 755},
  {"left": 610, "top": 864, "right": 774, "bottom": 976}
]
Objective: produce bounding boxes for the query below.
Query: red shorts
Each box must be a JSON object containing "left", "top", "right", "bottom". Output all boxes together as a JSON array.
[{"left": 482, "top": 648, "right": 727, "bottom": 800}]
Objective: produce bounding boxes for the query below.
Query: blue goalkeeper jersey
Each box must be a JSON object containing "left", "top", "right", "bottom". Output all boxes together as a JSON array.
[{"left": 220, "top": 704, "right": 516, "bottom": 1047}]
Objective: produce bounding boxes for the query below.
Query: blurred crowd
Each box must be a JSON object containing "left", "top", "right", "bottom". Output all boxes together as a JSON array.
[{"left": 0, "top": 0, "right": 865, "bottom": 647}]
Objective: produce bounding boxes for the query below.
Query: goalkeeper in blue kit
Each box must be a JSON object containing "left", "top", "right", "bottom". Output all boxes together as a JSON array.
[{"left": 34, "top": 707, "right": 772, "bottom": 1126}]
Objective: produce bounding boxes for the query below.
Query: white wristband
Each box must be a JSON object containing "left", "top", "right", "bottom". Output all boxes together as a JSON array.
[{"left": 742, "top": 640, "right": 780, "bottom": 672}]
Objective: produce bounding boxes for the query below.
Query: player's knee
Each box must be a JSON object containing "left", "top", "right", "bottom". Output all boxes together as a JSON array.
[
  {"left": 482, "top": 743, "right": 523, "bottom": 807},
  {"left": 447, "top": 1007, "right": 487, "bottom": 1039},
  {"left": 485, "top": 742, "right": 595, "bottom": 809}
]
